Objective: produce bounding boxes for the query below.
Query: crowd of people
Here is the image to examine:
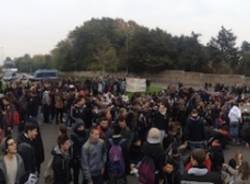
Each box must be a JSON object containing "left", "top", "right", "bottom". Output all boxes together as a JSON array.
[{"left": 1, "top": 77, "right": 250, "bottom": 184}]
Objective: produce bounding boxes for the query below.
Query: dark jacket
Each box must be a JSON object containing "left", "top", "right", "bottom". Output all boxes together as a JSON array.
[
  {"left": 209, "top": 146, "right": 224, "bottom": 172},
  {"left": 27, "top": 94, "right": 40, "bottom": 117},
  {"left": 0, "top": 168, "right": 5, "bottom": 184},
  {"left": 163, "top": 156, "right": 181, "bottom": 184},
  {"left": 154, "top": 112, "right": 169, "bottom": 132},
  {"left": 33, "top": 128, "right": 45, "bottom": 172},
  {"left": 52, "top": 146, "right": 72, "bottom": 184},
  {"left": 180, "top": 166, "right": 222, "bottom": 184},
  {"left": 70, "top": 123, "right": 88, "bottom": 161},
  {"left": 185, "top": 116, "right": 205, "bottom": 142},
  {"left": 228, "top": 158, "right": 237, "bottom": 169},
  {"left": 17, "top": 134, "right": 37, "bottom": 173},
  {"left": 142, "top": 142, "right": 165, "bottom": 184}
]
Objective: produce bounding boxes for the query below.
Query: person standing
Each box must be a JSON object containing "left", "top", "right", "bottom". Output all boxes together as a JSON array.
[
  {"left": 55, "top": 89, "right": 64, "bottom": 124},
  {"left": 139, "top": 128, "right": 165, "bottom": 184},
  {"left": 228, "top": 103, "right": 242, "bottom": 144},
  {"left": 17, "top": 123, "right": 38, "bottom": 174},
  {"left": 0, "top": 137, "right": 25, "bottom": 184},
  {"left": 181, "top": 149, "right": 222, "bottom": 184},
  {"left": 81, "top": 128, "right": 107, "bottom": 184},
  {"left": 185, "top": 109, "right": 206, "bottom": 150},
  {"left": 26, "top": 88, "right": 40, "bottom": 121},
  {"left": 154, "top": 104, "right": 169, "bottom": 141},
  {"left": 42, "top": 88, "right": 51, "bottom": 124},
  {"left": 71, "top": 122, "right": 88, "bottom": 184},
  {"left": 52, "top": 134, "right": 72, "bottom": 184}
]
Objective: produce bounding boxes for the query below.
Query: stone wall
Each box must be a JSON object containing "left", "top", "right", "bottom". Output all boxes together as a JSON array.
[{"left": 64, "top": 70, "right": 250, "bottom": 87}]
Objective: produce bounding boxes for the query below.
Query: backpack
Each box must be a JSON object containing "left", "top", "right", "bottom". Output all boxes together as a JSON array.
[
  {"left": 138, "top": 156, "right": 156, "bottom": 184},
  {"left": 108, "top": 138, "right": 126, "bottom": 178},
  {"left": 12, "top": 111, "right": 20, "bottom": 125},
  {"left": 7, "top": 111, "right": 20, "bottom": 126},
  {"left": 44, "top": 157, "right": 54, "bottom": 184}
]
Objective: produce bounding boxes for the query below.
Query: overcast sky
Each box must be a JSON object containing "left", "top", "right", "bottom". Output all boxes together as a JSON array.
[{"left": 0, "top": 0, "right": 250, "bottom": 62}]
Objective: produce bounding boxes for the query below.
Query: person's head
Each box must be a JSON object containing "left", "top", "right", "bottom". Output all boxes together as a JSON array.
[
  {"left": 239, "top": 161, "right": 250, "bottom": 180},
  {"left": 24, "top": 123, "right": 38, "bottom": 140},
  {"left": 118, "top": 116, "right": 127, "bottom": 129},
  {"left": 147, "top": 128, "right": 161, "bottom": 144},
  {"left": 191, "top": 109, "right": 198, "bottom": 118},
  {"left": 76, "top": 97, "right": 85, "bottom": 107},
  {"left": 191, "top": 149, "right": 206, "bottom": 166},
  {"left": 76, "top": 123, "right": 85, "bottom": 132},
  {"left": 234, "top": 152, "right": 243, "bottom": 166},
  {"left": 89, "top": 128, "right": 100, "bottom": 143},
  {"left": 3, "top": 137, "right": 17, "bottom": 155},
  {"left": 105, "top": 110, "right": 112, "bottom": 121},
  {"left": 59, "top": 125, "right": 67, "bottom": 136},
  {"left": 99, "top": 117, "right": 109, "bottom": 129},
  {"left": 57, "top": 134, "right": 71, "bottom": 153},
  {"left": 159, "top": 103, "right": 167, "bottom": 115},
  {"left": 55, "top": 88, "right": 59, "bottom": 93},
  {"left": 119, "top": 108, "right": 127, "bottom": 118}
]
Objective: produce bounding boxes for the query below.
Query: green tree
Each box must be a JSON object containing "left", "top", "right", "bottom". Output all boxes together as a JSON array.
[
  {"left": 175, "top": 32, "right": 207, "bottom": 72},
  {"left": 207, "top": 26, "right": 239, "bottom": 71},
  {"left": 237, "top": 41, "right": 250, "bottom": 75}
]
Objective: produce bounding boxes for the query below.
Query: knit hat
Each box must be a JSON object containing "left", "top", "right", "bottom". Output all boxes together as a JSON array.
[{"left": 147, "top": 128, "right": 161, "bottom": 144}]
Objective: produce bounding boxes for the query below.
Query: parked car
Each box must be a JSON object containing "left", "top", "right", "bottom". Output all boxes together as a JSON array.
[{"left": 32, "top": 69, "right": 58, "bottom": 80}]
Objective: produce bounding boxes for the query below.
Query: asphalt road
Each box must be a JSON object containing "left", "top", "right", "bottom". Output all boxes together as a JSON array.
[{"left": 38, "top": 123, "right": 250, "bottom": 184}]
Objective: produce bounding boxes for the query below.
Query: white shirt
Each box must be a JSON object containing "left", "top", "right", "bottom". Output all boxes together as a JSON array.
[
  {"left": 4, "top": 155, "right": 18, "bottom": 184},
  {"left": 228, "top": 105, "right": 242, "bottom": 123}
]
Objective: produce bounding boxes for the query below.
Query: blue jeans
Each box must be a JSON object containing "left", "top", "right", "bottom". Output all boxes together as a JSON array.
[{"left": 230, "top": 122, "right": 239, "bottom": 140}]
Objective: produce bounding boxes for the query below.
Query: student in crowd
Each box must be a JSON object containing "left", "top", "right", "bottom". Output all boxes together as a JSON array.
[
  {"left": 52, "top": 134, "right": 72, "bottom": 184},
  {"left": 17, "top": 123, "right": 38, "bottom": 174},
  {"left": 180, "top": 148, "right": 222, "bottom": 184},
  {"left": 81, "top": 128, "right": 106, "bottom": 184},
  {"left": 0, "top": 137, "right": 25, "bottom": 184}
]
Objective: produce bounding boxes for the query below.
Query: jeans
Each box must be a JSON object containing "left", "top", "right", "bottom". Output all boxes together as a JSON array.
[
  {"left": 55, "top": 108, "right": 64, "bottom": 124},
  {"left": 230, "top": 122, "right": 239, "bottom": 140}
]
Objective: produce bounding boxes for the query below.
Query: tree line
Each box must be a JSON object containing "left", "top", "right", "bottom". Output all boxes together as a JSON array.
[{"left": 8, "top": 17, "right": 250, "bottom": 75}]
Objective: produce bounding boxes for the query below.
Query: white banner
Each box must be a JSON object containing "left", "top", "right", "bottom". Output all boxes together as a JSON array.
[{"left": 126, "top": 77, "right": 146, "bottom": 92}]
